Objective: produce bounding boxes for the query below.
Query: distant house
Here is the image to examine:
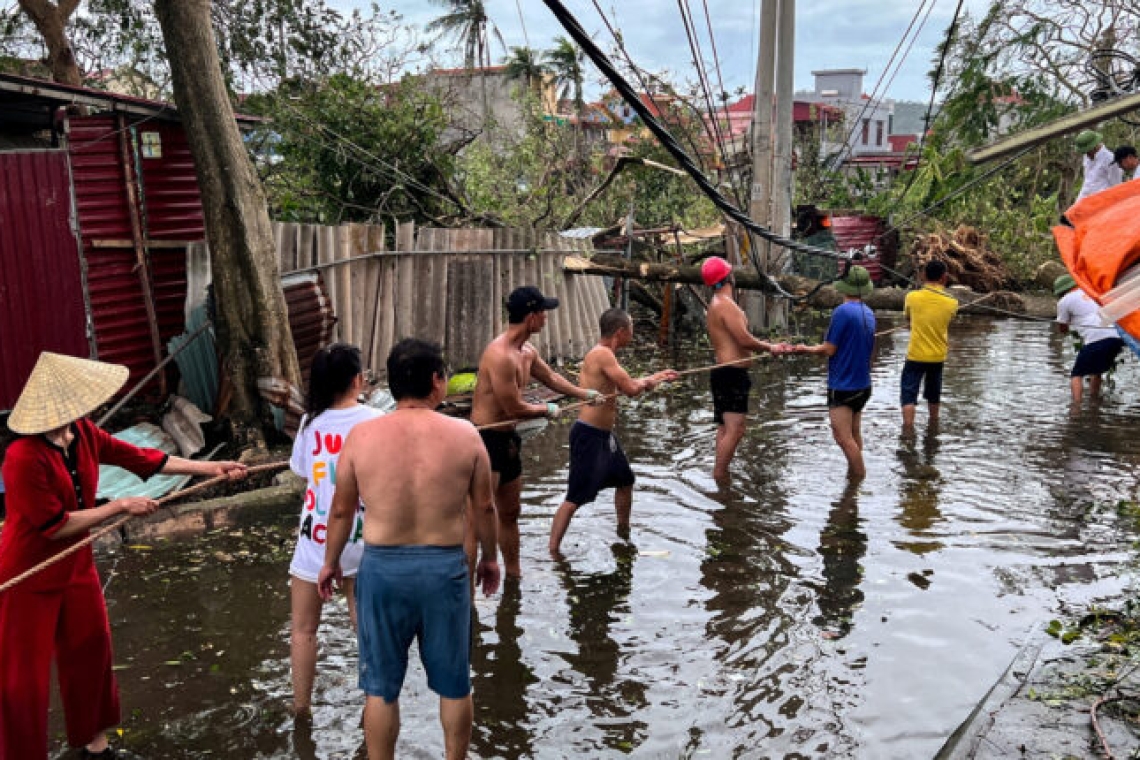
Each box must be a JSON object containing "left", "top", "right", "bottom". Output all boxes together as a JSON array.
[
  {"left": 708, "top": 94, "right": 845, "bottom": 178},
  {"left": 420, "top": 65, "right": 558, "bottom": 148},
  {"left": 796, "top": 69, "right": 894, "bottom": 161},
  {"left": 86, "top": 66, "right": 162, "bottom": 100},
  {"left": 891, "top": 100, "right": 936, "bottom": 137}
]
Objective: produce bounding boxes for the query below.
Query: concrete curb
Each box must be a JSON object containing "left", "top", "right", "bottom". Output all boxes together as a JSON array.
[
  {"left": 94, "top": 479, "right": 304, "bottom": 549},
  {"left": 934, "top": 630, "right": 1046, "bottom": 759}
]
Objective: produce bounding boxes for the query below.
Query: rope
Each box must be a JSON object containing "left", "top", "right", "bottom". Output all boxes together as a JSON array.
[
  {"left": 472, "top": 393, "right": 621, "bottom": 432},
  {"left": 476, "top": 350, "right": 798, "bottom": 428},
  {"left": 0, "top": 461, "right": 290, "bottom": 595}
]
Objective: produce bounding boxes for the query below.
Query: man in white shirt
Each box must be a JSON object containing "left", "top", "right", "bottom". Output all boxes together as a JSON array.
[
  {"left": 1055, "top": 274, "right": 1124, "bottom": 403},
  {"left": 1074, "top": 130, "right": 1122, "bottom": 202},
  {"left": 1114, "top": 145, "right": 1138, "bottom": 178}
]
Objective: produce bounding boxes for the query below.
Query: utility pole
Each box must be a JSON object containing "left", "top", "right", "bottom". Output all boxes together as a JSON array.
[{"left": 749, "top": 0, "right": 793, "bottom": 329}]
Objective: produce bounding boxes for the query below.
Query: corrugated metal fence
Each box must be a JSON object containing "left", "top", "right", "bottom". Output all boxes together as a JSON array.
[{"left": 274, "top": 222, "right": 610, "bottom": 373}]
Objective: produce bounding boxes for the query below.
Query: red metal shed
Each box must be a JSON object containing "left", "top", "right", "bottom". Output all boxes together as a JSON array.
[{"left": 0, "top": 74, "right": 252, "bottom": 410}]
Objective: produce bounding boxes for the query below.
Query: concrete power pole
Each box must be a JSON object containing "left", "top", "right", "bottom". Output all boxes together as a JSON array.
[{"left": 748, "top": 0, "right": 793, "bottom": 329}]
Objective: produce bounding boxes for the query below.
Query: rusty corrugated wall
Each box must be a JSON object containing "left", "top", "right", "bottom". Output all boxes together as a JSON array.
[
  {"left": 0, "top": 151, "right": 89, "bottom": 409},
  {"left": 134, "top": 122, "right": 198, "bottom": 348},
  {"left": 69, "top": 116, "right": 155, "bottom": 376},
  {"left": 67, "top": 116, "right": 192, "bottom": 392}
]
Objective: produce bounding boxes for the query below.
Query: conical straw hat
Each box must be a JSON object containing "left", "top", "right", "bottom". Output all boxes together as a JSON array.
[{"left": 7, "top": 352, "right": 129, "bottom": 435}]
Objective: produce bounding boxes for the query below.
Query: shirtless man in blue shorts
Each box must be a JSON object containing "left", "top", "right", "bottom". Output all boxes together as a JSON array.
[
  {"left": 548, "top": 308, "right": 678, "bottom": 555},
  {"left": 319, "top": 339, "right": 501, "bottom": 760}
]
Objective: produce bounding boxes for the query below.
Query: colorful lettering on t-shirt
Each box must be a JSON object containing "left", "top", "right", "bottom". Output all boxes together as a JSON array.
[{"left": 310, "top": 430, "right": 344, "bottom": 457}]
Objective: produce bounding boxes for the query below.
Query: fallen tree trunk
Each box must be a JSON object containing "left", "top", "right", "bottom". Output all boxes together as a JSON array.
[{"left": 563, "top": 254, "right": 1058, "bottom": 319}]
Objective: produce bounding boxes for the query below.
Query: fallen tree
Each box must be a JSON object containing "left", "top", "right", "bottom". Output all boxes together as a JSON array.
[{"left": 562, "top": 254, "right": 1057, "bottom": 319}]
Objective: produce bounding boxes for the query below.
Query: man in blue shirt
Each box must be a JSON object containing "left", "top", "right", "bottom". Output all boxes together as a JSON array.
[{"left": 795, "top": 265, "right": 876, "bottom": 480}]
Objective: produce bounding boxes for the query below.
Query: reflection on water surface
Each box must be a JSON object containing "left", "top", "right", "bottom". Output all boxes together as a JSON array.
[{"left": 53, "top": 317, "right": 1139, "bottom": 758}]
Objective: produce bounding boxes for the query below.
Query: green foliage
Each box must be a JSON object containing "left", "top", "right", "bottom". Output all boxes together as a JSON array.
[
  {"left": 455, "top": 97, "right": 589, "bottom": 229},
  {"left": 22, "top": 0, "right": 414, "bottom": 97},
  {"left": 1046, "top": 619, "right": 1083, "bottom": 645},
  {"left": 454, "top": 92, "right": 719, "bottom": 231},
  {"left": 545, "top": 36, "right": 585, "bottom": 111},
  {"left": 503, "top": 46, "right": 547, "bottom": 95},
  {"left": 249, "top": 74, "right": 453, "bottom": 224},
  {"left": 619, "top": 134, "right": 720, "bottom": 229}
]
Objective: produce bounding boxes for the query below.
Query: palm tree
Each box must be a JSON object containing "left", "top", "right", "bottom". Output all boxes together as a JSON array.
[
  {"left": 426, "top": 0, "right": 505, "bottom": 70},
  {"left": 545, "top": 36, "right": 585, "bottom": 115},
  {"left": 504, "top": 46, "right": 547, "bottom": 97}
]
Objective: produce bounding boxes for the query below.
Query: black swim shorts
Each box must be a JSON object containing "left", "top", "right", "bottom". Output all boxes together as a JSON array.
[
  {"left": 479, "top": 429, "right": 523, "bottom": 484},
  {"left": 827, "top": 387, "right": 872, "bottom": 413},
  {"left": 1071, "top": 337, "right": 1124, "bottom": 377},
  {"left": 710, "top": 366, "right": 751, "bottom": 424},
  {"left": 565, "top": 421, "right": 635, "bottom": 507}
]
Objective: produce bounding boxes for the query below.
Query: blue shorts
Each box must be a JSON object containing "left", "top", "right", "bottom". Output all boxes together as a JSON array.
[
  {"left": 1071, "top": 338, "right": 1124, "bottom": 377},
  {"left": 900, "top": 360, "right": 945, "bottom": 405},
  {"left": 355, "top": 544, "right": 471, "bottom": 702}
]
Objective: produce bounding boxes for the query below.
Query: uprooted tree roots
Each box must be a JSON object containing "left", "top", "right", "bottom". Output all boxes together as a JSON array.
[{"left": 911, "top": 225, "right": 1013, "bottom": 293}]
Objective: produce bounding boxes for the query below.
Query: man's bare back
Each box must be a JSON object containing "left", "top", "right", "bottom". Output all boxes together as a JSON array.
[{"left": 339, "top": 409, "right": 489, "bottom": 547}]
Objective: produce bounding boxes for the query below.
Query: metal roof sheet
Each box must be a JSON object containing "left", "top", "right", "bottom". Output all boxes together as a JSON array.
[
  {"left": 559, "top": 227, "right": 605, "bottom": 239},
  {"left": 96, "top": 422, "right": 191, "bottom": 501},
  {"left": 0, "top": 72, "right": 261, "bottom": 124}
]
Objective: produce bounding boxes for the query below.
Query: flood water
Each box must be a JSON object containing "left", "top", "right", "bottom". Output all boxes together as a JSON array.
[{"left": 52, "top": 315, "right": 1140, "bottom": 759}]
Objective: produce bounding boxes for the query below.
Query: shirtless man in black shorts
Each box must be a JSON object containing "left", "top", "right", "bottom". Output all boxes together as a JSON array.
[
  {"left": 702, "top": 257, "right": 782, "bottom": 481},
  {"left": 470, "top": 286, "right": 599, "bottom": 577},
  {"left": 548, "top": 308, "right": 678, "bottom": 556}
]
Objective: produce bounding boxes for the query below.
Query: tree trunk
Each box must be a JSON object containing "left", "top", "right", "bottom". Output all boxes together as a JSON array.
[
  {"left": 17, "top": 0, "right": 83, "bottom": 86},
  {"left": 154, "top": 0, "right": 301, "bottom": 445},
  {"left": 563, "top": 253, "right": 1057, "bottom": 318}
]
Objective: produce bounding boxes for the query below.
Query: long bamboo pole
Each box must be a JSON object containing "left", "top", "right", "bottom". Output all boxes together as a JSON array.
[{"left": 0, "top": 461, "right": 289, "bottom": 595}]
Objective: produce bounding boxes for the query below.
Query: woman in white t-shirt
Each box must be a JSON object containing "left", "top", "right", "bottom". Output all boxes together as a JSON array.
[{"left": 288, "top": 343, "right": 379, "bottom": 716}]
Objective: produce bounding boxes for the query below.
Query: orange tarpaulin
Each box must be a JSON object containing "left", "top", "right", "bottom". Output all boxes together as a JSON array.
[{"left": 1053, "top": 178, "right": 1140, "bottom": 343}]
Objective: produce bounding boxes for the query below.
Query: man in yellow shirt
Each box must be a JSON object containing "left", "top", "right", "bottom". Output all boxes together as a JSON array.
[{"left": 901, "top": 260, "right": 958, "bottom": 429}]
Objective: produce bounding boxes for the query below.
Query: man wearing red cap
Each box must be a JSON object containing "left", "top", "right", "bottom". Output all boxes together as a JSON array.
[{"left": 702, "top": 257, "right": 782, "bottom": 481}]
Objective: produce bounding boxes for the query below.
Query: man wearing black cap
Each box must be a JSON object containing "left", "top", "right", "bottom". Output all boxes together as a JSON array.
[{"left": 470, "top": 286, "right": 599, "bottom": 578}]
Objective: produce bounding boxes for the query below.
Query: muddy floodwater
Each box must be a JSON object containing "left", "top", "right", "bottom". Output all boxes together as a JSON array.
[{"left": 51, "top": 316, "right": 1140, "bottom": 759}]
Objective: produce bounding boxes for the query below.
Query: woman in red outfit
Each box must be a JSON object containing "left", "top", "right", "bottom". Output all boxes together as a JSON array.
[{"left": 0, "top": 352, "right": 247, "bottom": 760}]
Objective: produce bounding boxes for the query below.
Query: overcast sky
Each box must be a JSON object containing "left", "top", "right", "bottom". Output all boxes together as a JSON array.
[{"left": 330, "top": 0, "right": 993, "bottom": 103}]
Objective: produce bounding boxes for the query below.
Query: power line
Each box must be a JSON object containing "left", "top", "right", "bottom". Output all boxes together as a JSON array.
[
  {"left": 541, "top": 0, "right": 858, "bottom": 304},
  {"left": 699, "top": 0, "right": 745, "bottom": 206},
  {"left": 514, "top": 0, "right": 530, "bottom": 48},
  {"left": 892, "top": 0, "right": 966, "bottom": 208},
  {"left": 677, "top": 0, "right": 731, "bottom": 174},
  {"left": 588, "top": 0, "right": 710, "bottom": 173},
  {"left": 831, "top": 0, "right": 937, "bottom": 168}
]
